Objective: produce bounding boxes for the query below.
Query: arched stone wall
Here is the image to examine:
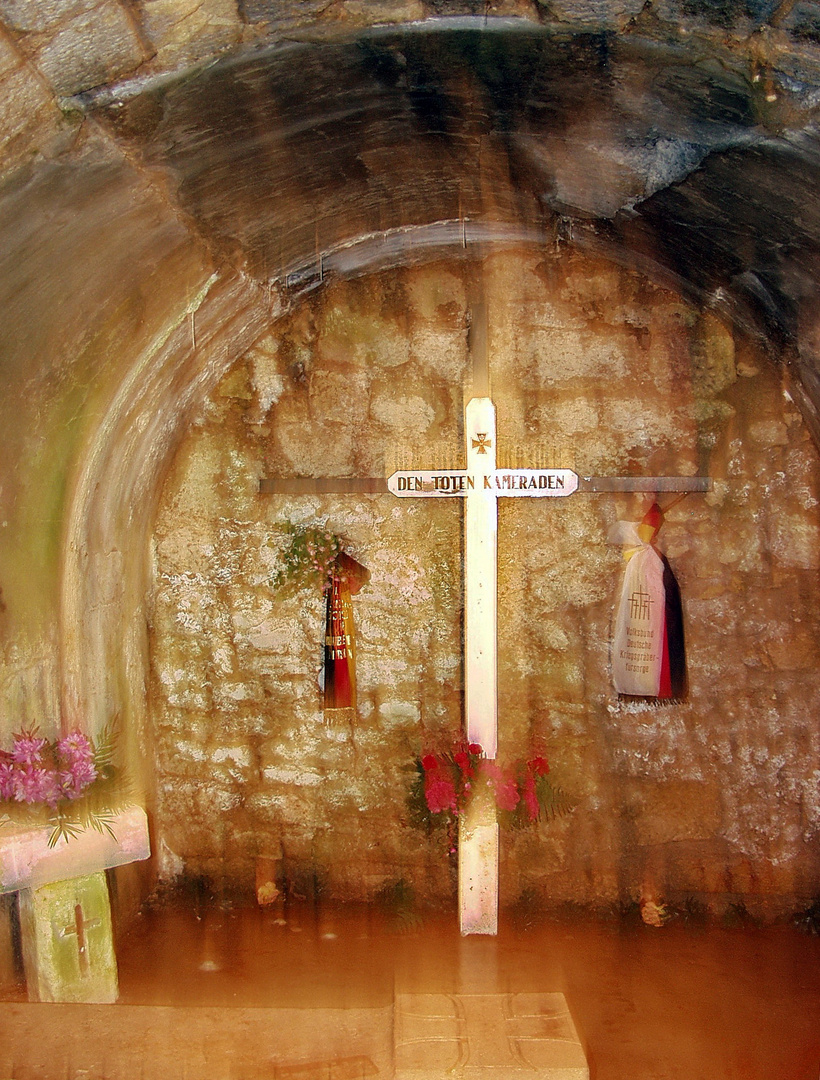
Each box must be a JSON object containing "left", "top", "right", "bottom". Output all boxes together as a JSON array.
[
  {"left": 0, "top": 10, "right": 820, "bottom": 933},
  {"left": 148, "top": 247, "right": 820, "bottom": 918},
  {"left": 0, "top": 130, "right": 276, "bottom": 812}
]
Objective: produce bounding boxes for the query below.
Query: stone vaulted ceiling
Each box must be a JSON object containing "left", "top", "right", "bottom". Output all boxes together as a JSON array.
[
  {"left": 67, "top": 5, "right": 820, "bottom": 439},
  {"left": 3, "top": 1, "right": 820, "bottom": 421}
]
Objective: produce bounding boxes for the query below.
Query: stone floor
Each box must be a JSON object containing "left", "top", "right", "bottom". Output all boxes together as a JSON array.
[
  {"left": 2, "top": 902, "right": 820, "bottom": 1079},
  {"left": 394, "top": 990, "right": 587, "bottom": 1079}
]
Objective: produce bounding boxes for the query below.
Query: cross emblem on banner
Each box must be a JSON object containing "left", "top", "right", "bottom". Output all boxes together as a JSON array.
[
  {"left": 629, "top": 588, "right": 653, "bottom": 620},
  {"left": 261, "top": 398, "right": 709, "bottom": 934}
]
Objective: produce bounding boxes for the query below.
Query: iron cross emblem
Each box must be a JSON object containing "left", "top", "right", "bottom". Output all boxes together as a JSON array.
[{"left": 472, "top": 433, "right": 492, "bottom": 454}]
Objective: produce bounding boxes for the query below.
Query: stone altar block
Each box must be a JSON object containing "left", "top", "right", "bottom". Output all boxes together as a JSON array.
[
  {"left": 0, "top": 806, "right": 150, "bottom": 1002},
  {"left": 18, "top": 870, "right": 118, "bottom": 1003},
  {"left": 394, "top": 992, "right": 588, "bottom": 1080},
  {"left": 0, "top": 806, "right": 150, "bottom": 894}
]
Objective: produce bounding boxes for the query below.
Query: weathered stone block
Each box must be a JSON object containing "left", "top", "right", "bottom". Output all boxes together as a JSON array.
[
  {"left": 262, "top": 751, "right": 325, "bottom": 783},
  {"left": 0, "top": 39, "right": 66, "bottom": 174},
  {"left": 377, "top": 699, "right": 421, "bottom": 728},
  {"left": 0, "top": 0, "right": 94, "bottom": 32},
  {"left": 140, "top": 0, "right": 242, "bottom": 69},
  {"left": 18, "top": 871, "right": 117, "bottom": 1003},
  {"left": 749, "top": 418, "right": 789, "bottom": 446},
  {"left": 691, "top": 310, "right": 737, "bottom": 396},
  {"left": 213, "top": 676, "right": 263, "bottom": 707},
  {"left": 277, "top": 417, "right": 356, "bottom": 474},
  {"left": 239, "top": 0, "right": 332, "bottom": 27},
  {"left": 394, "top": 992, "right": 588, "bottom": 1079},
  {"left": 630, "top": 782, "right": 721, "bottom": 846},
  {"left": 370, "top": 389, "right": 437, "bottom": 434},
  {"left": 764, "top": 631, "right": 819, "bottom": 670},
  {"left": 341, "top": 0, "right": 426, "bottom": 25},
  {"left": 160, "top": 777, "right": 241, "bottom": 821},
  {"left": 766, "top": 511, "right": 820, "bottom": 568},
  {"left": 0, "top": 808, "right": 150, "bottom": 894},
  {"left": 33, "top": 2, "right": 144, "bottom": 95}
]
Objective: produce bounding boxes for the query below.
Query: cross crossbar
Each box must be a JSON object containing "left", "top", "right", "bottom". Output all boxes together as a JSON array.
[{"left": 259, "top": 476, "right": 710, "bottom": 496}]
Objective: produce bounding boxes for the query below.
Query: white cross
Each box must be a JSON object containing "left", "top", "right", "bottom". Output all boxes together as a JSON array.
[
  {"left": 388, "top": 396, "right": 579, "bottom": 934},
  {"left": 261, "top": 401, "right": 708, "bottom": 936}
]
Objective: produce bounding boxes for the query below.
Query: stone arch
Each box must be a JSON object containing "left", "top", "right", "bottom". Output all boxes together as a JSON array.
[{"left": 1, "top": 10, "right": 820, "bottom": 918}]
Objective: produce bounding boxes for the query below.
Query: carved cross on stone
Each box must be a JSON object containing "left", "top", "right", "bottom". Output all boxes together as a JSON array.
[{"left": 59, "top": 901, "right": 101, "bottom": 975}]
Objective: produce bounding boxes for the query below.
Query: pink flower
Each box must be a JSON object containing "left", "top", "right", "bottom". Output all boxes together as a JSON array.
[
  {"left": 11, "top": 735, "right": 47, "bottom": 765},
  {"left": 57, "top": 731, "right": 94, "bottom": 763},
  {"left": 477, "top": 760, "right": 520, "bottom": 812},
  {"left": 13, "top": 765, "right": 56, "bottom": 804},
  {"left": 38, "top": 769, "right": 62, "bottom": 808},
  {"left": 424, "top": 776, "right": 457, "bottom": 814},
  {"left": 61, "top": 758, "right": 97, "bottom": 799},
  {"left": 0, "top": 728, "right": 100, "bottom": 809}
]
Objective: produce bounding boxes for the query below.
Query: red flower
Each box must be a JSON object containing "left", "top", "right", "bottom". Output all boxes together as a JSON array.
[
  {"left": 476, "top": 760, "right": 519, "bottom": 812},
  {"left": 478, "top": 759, "right": 503, "bottom": 783},
  {"left": 421, "top": 754, "right": 439, "bottom": 772},
  {"left": 425, "top": 776, "right": 457, "bottom": 814},
  {"left": 453, "top": 751, "right": 473, "bottom": 778},
  {"left": 529, "top": 756, "right": 550, "bottom": 777},
  {"left": 468, "top": 743, "right": 483, "bottom": 756},
  {"left": 495, "top": 778, "right": 520, "bottom": 812}
]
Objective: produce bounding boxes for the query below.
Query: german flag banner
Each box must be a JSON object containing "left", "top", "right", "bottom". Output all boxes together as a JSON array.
[
  {"left": 610, "top": 503, "right": 686, "bottom": 700},
  {"left": 323, "top": 551, "right": 370, "bottom": 720}
]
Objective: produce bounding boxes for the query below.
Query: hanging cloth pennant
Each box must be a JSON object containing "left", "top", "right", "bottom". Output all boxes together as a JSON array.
[
  {"left": 323, "top": 551, "right": 369, "bottom": 721},
  {"left": 610, "top": 503, "right": 687, "bottom": 700}
]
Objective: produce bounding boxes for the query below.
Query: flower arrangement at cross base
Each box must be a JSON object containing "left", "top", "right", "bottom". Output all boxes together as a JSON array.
[
  {"left": 407, "top": 740, "right": 573, "bottom": 855},
  {"left": 0, "top": 722, "right": 130, "bottom": 847}
]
